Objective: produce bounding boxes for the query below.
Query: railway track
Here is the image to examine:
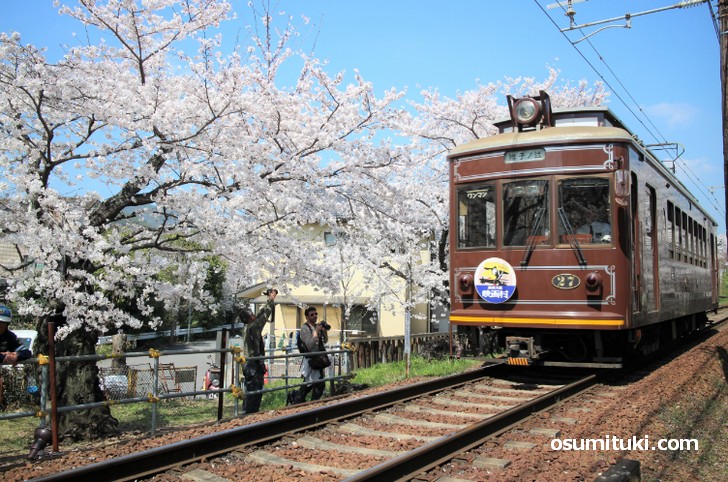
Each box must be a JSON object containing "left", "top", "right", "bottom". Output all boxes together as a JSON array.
[
  {"left": 707, "top": 304, "right": 728, "bottom": 327},
  {"left": 29, "top": 364, "right": 598, "bottom": 482},
  {"left": 24, "top": 307, "right": 727, "bottom": 482},
  {"left": 343, "top": 371, "right": 596, "bottom": 481}
]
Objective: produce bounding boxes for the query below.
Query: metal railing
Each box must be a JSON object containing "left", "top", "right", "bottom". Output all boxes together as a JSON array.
[
  {"left": 0, "top": 330, "right": 354, "bottom": 455},
  {"left": 2, "top": 323, "right": 459, "bottom": 457}
]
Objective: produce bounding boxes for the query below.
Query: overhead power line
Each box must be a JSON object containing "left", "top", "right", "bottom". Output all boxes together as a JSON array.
[{"left": 535, "top": 0, "right": 726, "bottom": 221}]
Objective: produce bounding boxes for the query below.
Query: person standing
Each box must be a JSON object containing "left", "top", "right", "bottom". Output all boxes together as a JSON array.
[
  {"left": 288, "top": 306, "right": 329, "bottom": 405},
  {"left": 241, "top": 289, "right": 277, "bottom": 414},
  {"left": 0, "top": 305, "right": 32, "bottom": 366}
]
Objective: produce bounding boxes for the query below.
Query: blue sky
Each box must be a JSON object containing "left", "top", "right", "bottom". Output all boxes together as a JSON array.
[{"left": 2, "top": 1, "right": 724, "bottom": 232}]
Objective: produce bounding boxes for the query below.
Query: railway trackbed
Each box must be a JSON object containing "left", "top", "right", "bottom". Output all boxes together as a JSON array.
[
  {"left": 21, "top": 308, "right": 728, "bottom": 482},
  {"left": 29, "top": 364, "right": 598, "bottom": 482}
]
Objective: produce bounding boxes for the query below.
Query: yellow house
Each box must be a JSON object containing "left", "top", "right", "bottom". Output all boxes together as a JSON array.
[{"left": 238, "top": 224, "right": 445, "bottom": 346}]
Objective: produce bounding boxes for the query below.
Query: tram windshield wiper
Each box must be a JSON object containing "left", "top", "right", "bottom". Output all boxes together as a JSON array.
[
  {"left": 521, "top": 207, "right": 545, "bottom": 267},
  {"left": 558, "top": 207, "right": 587, "bottom": 266}
]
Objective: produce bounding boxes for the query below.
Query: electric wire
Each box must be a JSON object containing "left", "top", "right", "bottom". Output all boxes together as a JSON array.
[
  {"left": 535, "top": 0, "right": 725, "bottom": 220},
  {"left": 534, "top": 1, "right": 670, "bottom": 144}
]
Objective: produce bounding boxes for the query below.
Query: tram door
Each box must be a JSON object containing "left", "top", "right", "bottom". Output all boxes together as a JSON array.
[
  {"left": 630, "top": 176, "right": 658, "bottom": 318},
  {"left": 630, "top": 173, "right": 642, "bottom": 315},
  {"left": 645, "top": 185, "right": 659, "bottom": 312},
  {"left": 711, "top": 233, "right": 719, "bottom": 304}
]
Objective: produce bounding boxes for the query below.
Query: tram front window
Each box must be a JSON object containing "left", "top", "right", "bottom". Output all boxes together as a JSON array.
[
  {"left": 503, "top": 180, "right": 550, "bottom": 246},
  {"left": 558, "top": 177, "right": 611, "bottom": 244},
  {"left": 458, "top": 184, "right": 496, "bottom": 248}
]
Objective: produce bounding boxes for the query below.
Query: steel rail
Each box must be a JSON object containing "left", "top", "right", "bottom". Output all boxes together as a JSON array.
[
  {"left": 343, "top": 372, "right": 599, "bottom": 482},
  {"left": 29, "top": 363, "right": 508, "bottom": 482}
]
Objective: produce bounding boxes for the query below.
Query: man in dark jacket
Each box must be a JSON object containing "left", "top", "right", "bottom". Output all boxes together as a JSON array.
[
  {"left": 288, "top": 306, "right": 329, "bottom": 405},
  {"left": 241, "top": 289, "right": 277, "bottom": 414},
  {"left": 0, "top": 305, "right": 32, "bottom": 366}
]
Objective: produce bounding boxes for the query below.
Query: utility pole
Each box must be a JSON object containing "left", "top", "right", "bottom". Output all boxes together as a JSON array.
[{"left": 721, "top": 0, "right": 728, "bottom": 232}]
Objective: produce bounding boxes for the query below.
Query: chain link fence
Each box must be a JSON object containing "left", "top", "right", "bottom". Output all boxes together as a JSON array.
[
  {"left": 98, "top": 364, "right": 198, "bottom": 401},
  {"left": 0, "top": 364, "right": 41, "bottom": 410}
]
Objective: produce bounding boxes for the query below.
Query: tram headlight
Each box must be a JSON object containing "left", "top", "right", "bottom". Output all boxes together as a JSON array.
[
  {"left": 458, "top": 274, "right": 474, "bottom": 294},
  {"left": 507, "top": 91, "right": 553, "bottom": 131},
  {"left": 514, "top": 98, "right": 541, "bottom": 125}
]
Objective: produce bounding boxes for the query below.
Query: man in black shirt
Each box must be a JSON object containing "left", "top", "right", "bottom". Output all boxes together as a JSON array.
[{"left": 0, "top": 305, "right": 32, "bottom": 366}]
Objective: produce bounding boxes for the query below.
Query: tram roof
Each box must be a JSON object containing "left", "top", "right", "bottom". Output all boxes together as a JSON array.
[
  {"left": 447, "top": 125, "right": 634, "bottom": 158},
  {"left": 448, "top": 106, "right": 639, "bottom": 159},
  {"left": 496, "top": 105, "right": 630, "bottom": 132}
]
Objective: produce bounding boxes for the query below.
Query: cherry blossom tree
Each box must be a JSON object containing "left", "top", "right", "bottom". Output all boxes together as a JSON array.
[{"left": 0, "top": 0, "right": 408, "bottom": 439}]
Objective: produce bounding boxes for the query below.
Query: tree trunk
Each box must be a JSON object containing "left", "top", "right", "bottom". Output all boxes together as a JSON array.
[
  {"left": 111, "top": 334, "right": 127, "bottom": 369},
  {"left": 36, "top": 308, "right": 119, "bottom": 442}
]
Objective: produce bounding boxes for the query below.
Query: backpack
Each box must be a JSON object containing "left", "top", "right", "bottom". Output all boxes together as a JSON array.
[
  {"left": 296, "top": 324, "right": 331, "bottom": 370},
  {"left": 296, "top": 325, "right": 310, "bottom": 353}
]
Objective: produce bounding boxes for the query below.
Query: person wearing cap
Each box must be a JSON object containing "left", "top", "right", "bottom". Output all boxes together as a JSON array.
[
  {"left": 240, "top": 289, "right": 277, "bottom": 414},
  {"left": 0, "top": 305, "right": 32, "bottom": 366}
]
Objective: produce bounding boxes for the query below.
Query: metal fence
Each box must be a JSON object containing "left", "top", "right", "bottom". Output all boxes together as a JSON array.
[
  {"left": 0, "top": 334, "right": 353, "bottom": 452},
  {"left": 1, "top": 324, "right": 461, "bottom": 458},
  {"left": 98, "top": 363, "right": 198, "bottom": 400},
  {"left": 346, "top": 332, "right": 455, "bottom": 369}
]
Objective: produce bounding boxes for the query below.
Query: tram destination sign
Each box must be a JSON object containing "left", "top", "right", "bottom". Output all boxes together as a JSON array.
[{"left": 504, "top": 148, "right": 545, "bottom": 163}]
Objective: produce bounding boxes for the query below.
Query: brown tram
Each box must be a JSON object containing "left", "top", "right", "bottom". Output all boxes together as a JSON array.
[{"left": 448, "top": 91, "right": 719, "bottom": 367}]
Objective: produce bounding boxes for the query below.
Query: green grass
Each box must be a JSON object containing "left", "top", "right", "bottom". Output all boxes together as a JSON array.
[
  {"left": 0, "top": 356, "right": 481, "bottom": 455},
  {"left": 348, "top": 356, "right": 481, "bottom": 387},
  {"left": 720, "top": 271, "right": 728, "bottom": 302}
]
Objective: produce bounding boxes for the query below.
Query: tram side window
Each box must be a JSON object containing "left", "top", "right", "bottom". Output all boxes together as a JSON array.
[
  {"left": 694, "top": 221, "right": 699, "bottom": 265},
  {"left": 675, "top": 207, "right": 683, "bottom": 261},
  {"left": 689, "top": 219, "right": 695, "bottom": 264},
  {"left": 682, "top": 212, "right": 688, "bottom": 262},
  {"left": 668, "top": 207, "right": 707, "bottom": 267},
  {"left": 557, "top": 177, "right": 611, "bottom": 244},
  {"left": 696, "top": 221, "right": 703, "bottom": 266},
  {"left": 502, "top": 179, "right": 550, "bottom": 246},
  {"left": 458, "top": 184, "right": 496, "bottom": 248}
]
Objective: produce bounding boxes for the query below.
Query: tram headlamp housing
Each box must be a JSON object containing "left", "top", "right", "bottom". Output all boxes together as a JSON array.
[
  {"left": 514, "top": 98, "right": 541, "bottom": 125},
  {"left": 507, "top": 90, "right": 553, "bottom": 132}
]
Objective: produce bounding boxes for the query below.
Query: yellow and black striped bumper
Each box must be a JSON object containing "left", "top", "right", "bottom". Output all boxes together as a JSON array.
[{"left": 506, "top": 357, "right": 531, "bottom": 366}]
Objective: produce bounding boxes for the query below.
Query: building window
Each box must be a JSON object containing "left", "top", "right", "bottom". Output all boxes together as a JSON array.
[
  {"left": 346, "top": 305, "right": 378, "bottom": 337},
  {"left": 324, "top": 232, "right": 337, "bottom": 246}
]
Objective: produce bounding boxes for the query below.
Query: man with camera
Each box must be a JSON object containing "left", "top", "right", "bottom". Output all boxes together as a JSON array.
[
  {"left": 240, "top": 289, "right": 277, "bottom": 414},
  {"left": 288, "top": 306, "right": 329, "bottom": 405}
]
